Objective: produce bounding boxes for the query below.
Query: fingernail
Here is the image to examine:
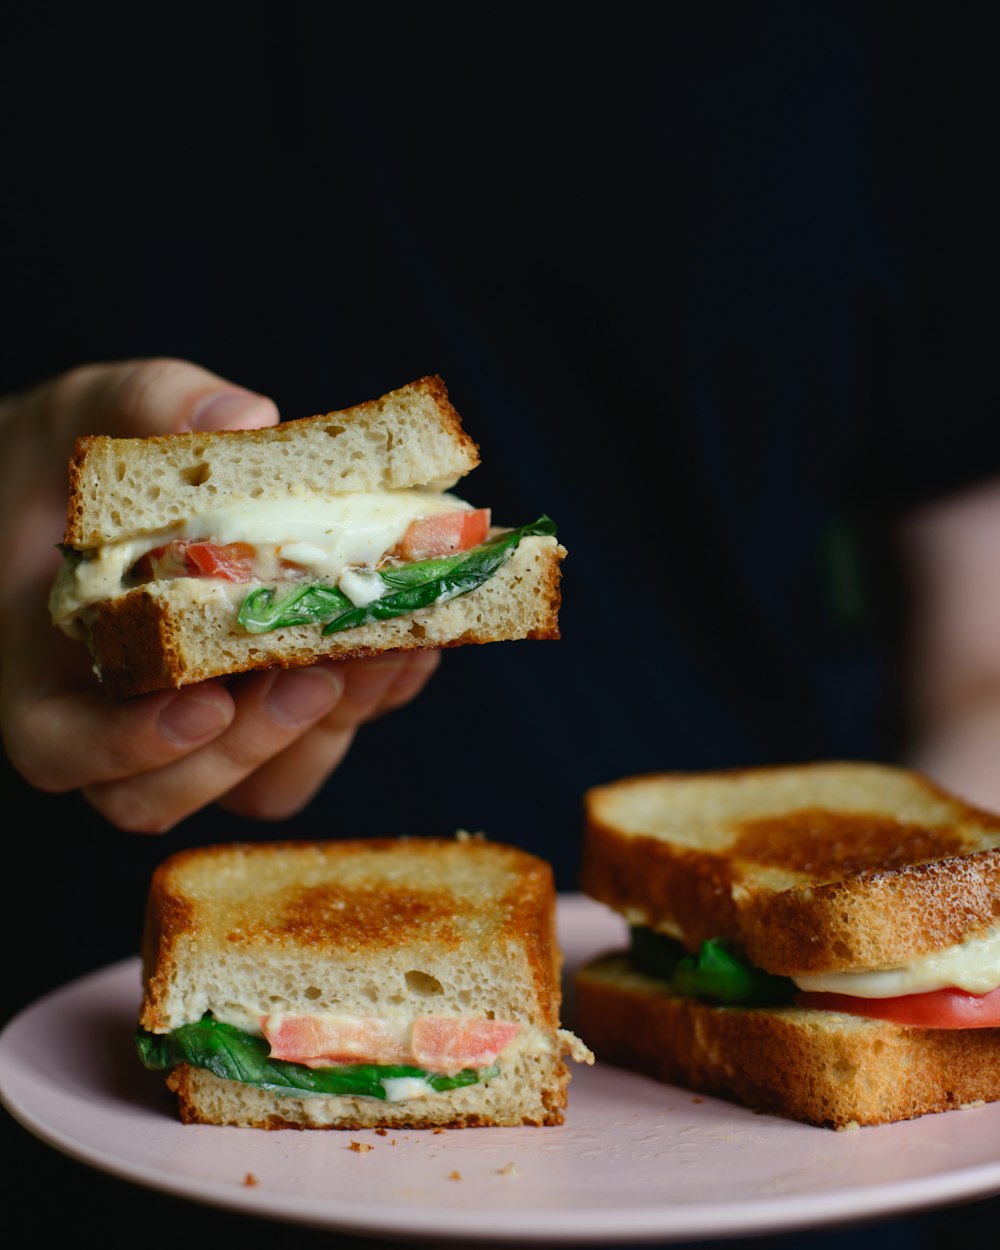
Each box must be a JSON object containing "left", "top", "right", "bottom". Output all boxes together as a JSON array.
[
  {"left": 159, "top": 693, "right": 231, "bottom": 745},
  {"left": 266, "top": 668, "right": 343, "bottom": 727},
  {"left": 192, "top": 390, "right": 276, "bottom": 431}
]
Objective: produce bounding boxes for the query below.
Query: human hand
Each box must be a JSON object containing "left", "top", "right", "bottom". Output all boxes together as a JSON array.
[
  {"left": 899, "top": 474, "right": 1000, "bottom": 814},
  {"left": 0, "top": 358, "right": 440, "bottom": 832}
]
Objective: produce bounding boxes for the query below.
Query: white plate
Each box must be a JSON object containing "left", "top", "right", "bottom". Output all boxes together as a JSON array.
[{"left": 1, "top": 894, "right": 999, "bottom": 1244}]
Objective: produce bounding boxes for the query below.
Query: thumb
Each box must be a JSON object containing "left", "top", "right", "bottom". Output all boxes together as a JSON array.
[
  {"left": 0, "top": 358, "right": 280, "bottom": 601},
  {"left": 50, "top": 357, "right": 280, "bottom": 441}
]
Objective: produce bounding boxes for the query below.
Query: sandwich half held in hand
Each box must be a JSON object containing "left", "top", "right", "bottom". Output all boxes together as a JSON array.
[
  {"left": 136, "top": 835, "right": 593, "bottom": 1129},
  {"left": 49, "top": 375, "right": 564, "bottom": 698},
  {"left": 576, "top": 761, "right": 1000, "bottom": 1129}
]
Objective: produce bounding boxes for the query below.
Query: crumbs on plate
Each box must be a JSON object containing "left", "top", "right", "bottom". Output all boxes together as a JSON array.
[
  {"left": 243, "top": 1173, "right": 259, "bottom": 1187},
  {"left": 349, "top": 1141, "right": 374, "bottom": 1153}
]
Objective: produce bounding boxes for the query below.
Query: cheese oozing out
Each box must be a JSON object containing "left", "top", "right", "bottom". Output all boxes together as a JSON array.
[
  {"left": 50, "top": 489, "right": 473, "bottom": 628},
  {"left": 793, "top": 927, "right": 1000, "bottom": 998}
]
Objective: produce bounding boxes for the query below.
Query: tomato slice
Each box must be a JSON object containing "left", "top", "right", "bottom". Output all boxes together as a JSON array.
[
  {"left": 130, "top": 540, "right": 257, "bottom": 583},
  {"left": 128, "top": 542, "right": 186, "bottom": 582},
  {"left": 183, "top": 541, "right": 257, "bottom": 582},
  {"left": 261, "top": 1012, "right": 519, "bottom": 1072},
  {"left": 411, "top": 1017, "right": 520, "bottom": 1072},
  {"left": 399, "top": 508, "right": 491, "bottom": 561},
  {"left": 794, "top": 985, "right": 1000, "bottom": 1028}
]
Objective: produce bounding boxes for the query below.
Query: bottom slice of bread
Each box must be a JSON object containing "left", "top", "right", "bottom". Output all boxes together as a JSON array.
[
  {"left": 85, "top": 535, "right": 563, "bottom": 698},
  {"left": 576, "top": 953, "right": 1000, "bottom": 1129},
  {"left": 166, "top": 1050, "right": 571, "bottom": 1130}
]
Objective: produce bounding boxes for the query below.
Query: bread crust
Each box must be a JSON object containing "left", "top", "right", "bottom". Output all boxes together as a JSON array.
[
  {"left": 576, "top": 952, "right": 1000, "bottom": 1129},
  {"left": 580, "top": 763, "right": 1000, "bottom": 973},
  {"left": 139, "top": 837, "right": 581, "bottom": 1129},
  {"left": 83, "top": 535, "right": 563, "bottom": 698},
  {"left": 140, "top": 837, "right": 562, "bottom": 1034},
  {"left": 165, "top": 1059, "right": 570, "bottom": 1129}
]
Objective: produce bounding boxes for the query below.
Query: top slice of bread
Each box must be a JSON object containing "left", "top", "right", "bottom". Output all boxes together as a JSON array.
[
  {"left": 139, "top": 835, "right": 563, "bottom": 1037},
  {"left": 580, "top": 761, "right": 1000, "bottom": 976},
  {"left": 65, "top": 375, "right": 480, "bottom": 549}
]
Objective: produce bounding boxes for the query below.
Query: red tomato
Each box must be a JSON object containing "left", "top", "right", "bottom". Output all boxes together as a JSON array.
[
  {"left": 183, "top": 541, "right": 257, "bottom": 582},
  {"left": 130, "top": 540, "right": 257, "bottom": 583},
  {"left": 411, "top": 1017, "right": 520, "bottom": 1072},
  {"left": 260, "top": 1012, "right": 520, "bottom": 1072},
  {"left": 795, "top": 985, "right": 1000, "bottom": 1028},
  {"left": 262, "top": 1015, "right": 409, "bottom": 1068},
  {"left": 399, "top": 508, "right": 491, "bottom": 561},
  {"left": 129, "top": 542, "right": 190, "bottom": 582}
]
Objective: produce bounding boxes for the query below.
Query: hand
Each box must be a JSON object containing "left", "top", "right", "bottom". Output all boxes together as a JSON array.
[
  {"left": 898, "top": 474, "right": 1000, "bottom": 814},
  {"left": 0, "top": 358, "right": 440, "bottom": 832}
]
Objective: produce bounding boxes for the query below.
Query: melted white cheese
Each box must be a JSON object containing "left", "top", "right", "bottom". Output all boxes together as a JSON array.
[
  {"left": 793, "top": 927, "right": 1000, "bottom": 997},
  {"left": 381, "top": 1076, "right": 435, "bottom": 1102},
  {"left": 49, "top": 490, "right": 471, "bottom": 627}
]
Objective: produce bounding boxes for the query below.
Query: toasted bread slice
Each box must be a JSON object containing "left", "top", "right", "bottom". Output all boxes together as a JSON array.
[
  {"left": 82, "top": 532, "right": 563, "bottom": 698},
  {"left": 138, "top": 836, "right": 592, "bottom": 1129},
  {"left": 65, "top": 375, "right": 479, "bottom": 549},
  {"left": 576, "top": 952, "right": 1000, "bottom": 1129},
  {"left": 580, "top": 762, "right": 1000, "bottom": 975}
]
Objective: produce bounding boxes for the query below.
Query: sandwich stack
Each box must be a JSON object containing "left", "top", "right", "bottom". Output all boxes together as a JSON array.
[
  {"left": 50, "top": 375, "right": 563, "bottom": 697},
  {"left": 136, "top": 835, "right": 593, "bottom": 1129},
  {"left": 575, "top": 761, "right": 1000, "bottom": 1129}
]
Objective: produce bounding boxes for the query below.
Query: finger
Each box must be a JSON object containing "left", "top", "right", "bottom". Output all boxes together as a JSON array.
[
  {"left": 80, "top": 664, "right": 346, "bottom": 832},
  {"left": 363, "top": 650, "right": 441, "bottom": 720},
  {"left": 217, "top": 652, "right": 442, "bottom": 819},
  {"left": 52, "top": 357, "right": 280, "bottom": 440},
  {"left": 313, "top": 652, "right": 442, "bottom": 734},
  {"left": 0, "top": 578, "right": 237, "bottom": 792},
  {"left": 218, "top": 715, "right": 359, "bottom": 820}
]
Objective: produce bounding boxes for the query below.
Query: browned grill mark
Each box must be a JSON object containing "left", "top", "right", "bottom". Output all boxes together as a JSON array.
[{"left": 733, "top": 809, "right": 966, "bottom": 877}]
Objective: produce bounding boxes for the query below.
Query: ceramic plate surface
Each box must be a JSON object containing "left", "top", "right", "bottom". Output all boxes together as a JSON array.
[{"left": 2, "top": 895, "right": 999, "bottom": 1244}]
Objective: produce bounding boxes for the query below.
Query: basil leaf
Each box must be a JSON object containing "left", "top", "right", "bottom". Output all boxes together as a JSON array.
[
  {"left": 236, "top": 514, "right": 557, "bottom": 636},
  {"left": 671, "top": 938, "right": 796, "bottom": 1006},
  {"left": 135, "top": 1017, "right": 492, "bottom": 1099},
  {"left": 239, "top": 583, "right": 353, "bottom": 634},
  {"left": 628, "top": 928, "right": 795, "bottom": 1006},
  {"left": 629, "top": 926, "right": 686, "bottom": 981},
  {"left": 321, "top": 514, "right": 556, "bottom": 636}
]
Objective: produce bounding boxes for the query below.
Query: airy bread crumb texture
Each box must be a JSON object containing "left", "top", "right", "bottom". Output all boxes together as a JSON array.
[
  {"left": 166, "top": 1051, "right": 571, "bottom": 1130},
  {"left": 65, "top": 375, "right": 479, "bottom": 548}
]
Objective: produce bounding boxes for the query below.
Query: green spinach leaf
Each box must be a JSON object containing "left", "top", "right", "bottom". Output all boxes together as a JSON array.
[
  {"left": 237, "top": 515, "right": 557, "bottom": 636},
  {"left": 135, "top": 1016, "right": 493, "bottom": 1099},
  {"left": 629, "top": 928, "right": 795, "bottom": 1006}
]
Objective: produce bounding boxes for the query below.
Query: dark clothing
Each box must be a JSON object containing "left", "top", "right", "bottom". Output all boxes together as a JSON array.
[{"left": 2, "top": 5, "right": 998, "bottom": 1245}]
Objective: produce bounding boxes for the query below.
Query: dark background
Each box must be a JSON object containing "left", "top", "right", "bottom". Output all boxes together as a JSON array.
[{"left": 2, "top": 3, "right": 998, "bottom": 1245}]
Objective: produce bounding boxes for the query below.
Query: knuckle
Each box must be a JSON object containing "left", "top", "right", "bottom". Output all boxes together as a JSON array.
[{"left": 82, "top": 783, "right": 177, "bottom": 834}]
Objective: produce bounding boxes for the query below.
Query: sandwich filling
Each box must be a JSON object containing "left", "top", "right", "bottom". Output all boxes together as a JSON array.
[
  {"left": 135, "top": 1010, "right": 588, "bottom": 1102},
  {"left": 51, "top": 492, "right": 556, "bottom": 640},
  {"left": 628, "top": 926, "right": 1000, "bottom": 1028}
]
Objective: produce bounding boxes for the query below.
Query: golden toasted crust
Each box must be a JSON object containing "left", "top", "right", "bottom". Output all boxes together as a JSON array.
[
  {"left": 580, "top": 762, "right": 1000, "bottom": 973},
  {"left": 82, "top": 535, "right": 563, "bottom": 698},
  {"left": 576, "top": 953, "right": 1000, "bottom": 1129},
  {"left": 140, "top": 836, "right": 561, "bottom": 1032}
]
